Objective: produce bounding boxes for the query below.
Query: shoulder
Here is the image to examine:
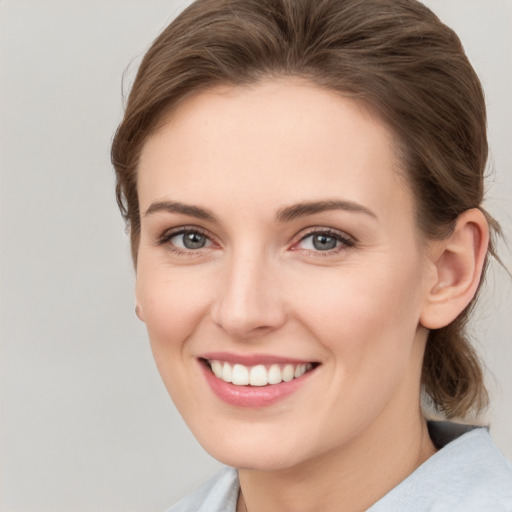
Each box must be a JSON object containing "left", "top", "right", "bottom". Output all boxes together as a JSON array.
[
  {"left": 370, "top": 422, "right": 512, "bottom": 512},
  {"left": 166, "top": 466, "right": 239, "bottom": 512}
]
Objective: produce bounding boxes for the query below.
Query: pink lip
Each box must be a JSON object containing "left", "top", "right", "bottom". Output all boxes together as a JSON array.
[{"left": 198, "top": 357, "right": 318, "bottom": 408}]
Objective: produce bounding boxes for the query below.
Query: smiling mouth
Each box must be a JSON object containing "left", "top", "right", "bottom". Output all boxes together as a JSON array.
[{"left": 201, "top": 358, "right": 319, "bottom": 387}]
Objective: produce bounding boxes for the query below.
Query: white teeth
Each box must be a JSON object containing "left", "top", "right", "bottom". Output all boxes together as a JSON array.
[
  {"left": 249, "top": 365, "right": 268, "bottom": 386},
  {"left": 268, "top": 364, "right": 282, "bottom": 385},
  {"left": 222, "top": 362, "right": 232, "bottom": 383},
  {"left": 294, "top": 364, "right": 307, "bottom": 378},
  {"left": 211, "top": 360, "right": 223, "bottom": 378},
  {"left": 282, "top": 364, "right": 295, "bottom": 382},
  {"left": 231, "top": 364, "right": 249, "bottom": 385},
  {"left": 207, "top": 360, "right": 314, "bottom": 386}
]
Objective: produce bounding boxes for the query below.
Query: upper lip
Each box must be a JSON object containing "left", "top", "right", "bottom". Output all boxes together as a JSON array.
[{"left": 199, "top": 351, "right": 317, "bottom": 366}]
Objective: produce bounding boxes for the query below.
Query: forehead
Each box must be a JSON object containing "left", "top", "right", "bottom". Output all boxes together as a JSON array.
[{"left": 138, "top": 79, "right": 413, "bottom": 222}]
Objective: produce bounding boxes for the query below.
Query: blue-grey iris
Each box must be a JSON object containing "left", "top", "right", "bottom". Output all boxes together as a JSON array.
[
  {"left": 313, "top": 234, "right": 337, "bottom": 250},
  {"left": 183, "top": 232, "right": 207, "bottom": 249}
]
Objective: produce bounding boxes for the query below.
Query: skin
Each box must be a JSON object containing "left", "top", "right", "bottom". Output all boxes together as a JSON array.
[{"left": 134, "top": 79, "right": 488, "bottom": 512}]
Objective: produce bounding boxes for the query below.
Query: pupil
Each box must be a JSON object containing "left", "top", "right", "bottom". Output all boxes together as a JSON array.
[
  {"left": 313, "top": 234, "right": 337, "bottom": 251},
  {"left": 183, "top": 232, "right": 206, "bottom": 249}
]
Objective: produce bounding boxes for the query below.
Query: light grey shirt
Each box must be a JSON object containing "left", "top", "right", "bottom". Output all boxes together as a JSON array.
[{"left": 168, "top": 422, "right": 512, "bottom": 511}]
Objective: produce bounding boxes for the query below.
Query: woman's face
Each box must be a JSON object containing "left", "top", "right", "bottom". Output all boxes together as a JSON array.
[{"left": 136, "top": 79, "right": 434, "bottom": 470}]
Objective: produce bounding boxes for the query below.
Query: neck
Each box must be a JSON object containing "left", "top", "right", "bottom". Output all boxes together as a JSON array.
[{"left": 237, "top": 409, "right": 436, "bottom": 512}]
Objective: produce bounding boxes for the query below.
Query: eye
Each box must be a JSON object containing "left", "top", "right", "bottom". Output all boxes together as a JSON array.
[
  {"left": 302, "top": 233, "right": 338, "bottom": 251},
  {"left": 174, "top": 231, "right": 210, "bottom": 250},
  {"left": 158, "top": 228, "right": 213, "bottom": 252},
  {"left": 294, "top": 229, "right": 354, "bottom": 253}
]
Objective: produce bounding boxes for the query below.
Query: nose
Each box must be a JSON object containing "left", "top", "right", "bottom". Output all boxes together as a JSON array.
[{"left": 210, "top": 250, "right": 287, "bottom": 340}]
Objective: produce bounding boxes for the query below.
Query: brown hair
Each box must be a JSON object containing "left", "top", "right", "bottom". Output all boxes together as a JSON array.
[{"left": 111, "top": 0, "right": 499, "bottom": 418}]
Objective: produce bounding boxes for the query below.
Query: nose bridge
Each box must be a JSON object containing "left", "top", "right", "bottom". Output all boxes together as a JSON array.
[{"left": 212, "top": 243, "right": 286, "bottom": 339}]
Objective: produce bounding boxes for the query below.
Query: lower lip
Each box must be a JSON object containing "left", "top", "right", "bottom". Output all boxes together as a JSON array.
[{"left": 200, "top": 361, "right": 315, "bottom": 408}]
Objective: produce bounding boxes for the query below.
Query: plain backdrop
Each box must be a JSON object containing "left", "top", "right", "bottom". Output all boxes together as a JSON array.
[{"left": 0, "top": 1, "right": 510, "bottom": 511}]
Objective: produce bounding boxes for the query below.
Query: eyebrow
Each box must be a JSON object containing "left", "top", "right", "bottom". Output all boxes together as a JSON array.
[
  {"left": 144, "top": 200, "right": 217, "bottom": 221},
  {"left": 275, "top": 199, "right": 377, "bottom": 223},
  {"left": 144, "top": 198, "right": 376, "bottom": 223}
]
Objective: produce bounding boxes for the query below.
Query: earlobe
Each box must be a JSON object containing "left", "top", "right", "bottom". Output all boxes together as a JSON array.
[
  {"left": 420, "top": 208, "right": 489, "bottom": 330},
  {"left": 135, "top": 304, "right": 145, "bottom": 322}
]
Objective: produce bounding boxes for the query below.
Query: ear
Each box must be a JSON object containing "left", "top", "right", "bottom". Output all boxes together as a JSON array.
[
  {"left": 135, "top": 304, "right": 146, "bottom": 323},
  {"left": 420, "top": 208, "right": 489, "bottom": 330}
]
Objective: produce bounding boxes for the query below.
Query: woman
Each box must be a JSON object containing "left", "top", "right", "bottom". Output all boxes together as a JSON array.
[{"left": 111, "top": 0, "right": 512, "bottom": 510}]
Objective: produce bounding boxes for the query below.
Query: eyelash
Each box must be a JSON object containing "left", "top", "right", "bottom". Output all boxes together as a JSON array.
[
  {"left": 292, "top": 228, "right": 355, "bottom": 256},
  {"left": 156, "top": 226, "right": 214, "bottom": 256},
  {"left": 156, "top": 226, "right": 355, "bottom": 257}
]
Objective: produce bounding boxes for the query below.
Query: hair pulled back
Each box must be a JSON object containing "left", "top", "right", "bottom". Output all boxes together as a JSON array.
[{"left": 112, "top": 0, "right": 499, "bottom": 418}]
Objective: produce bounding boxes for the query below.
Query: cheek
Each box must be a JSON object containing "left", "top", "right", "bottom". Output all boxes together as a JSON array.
[
  {"left": 286, "top": 262, "right": 426, "bottom": 443},
  {"left": 290, "top": 256, "right": 426, "bottom": 372},
  {"left": 135, "top": 267, "right": 216, "bottom": 412},
  {"left": 136, "top": 266, "right": 213, "bottom": 354}
]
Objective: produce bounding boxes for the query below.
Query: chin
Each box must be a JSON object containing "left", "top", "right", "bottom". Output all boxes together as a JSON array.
[
  {"left": 210, "top": 447, "right": 300, "bottom": 472},
  {"left": 192, "top": 424, "right": 315, "bottom": 472}
]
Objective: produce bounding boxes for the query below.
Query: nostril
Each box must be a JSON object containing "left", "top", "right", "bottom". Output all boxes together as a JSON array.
[{"left": 213, "top": 321, "right": 277, "bottom": 341}]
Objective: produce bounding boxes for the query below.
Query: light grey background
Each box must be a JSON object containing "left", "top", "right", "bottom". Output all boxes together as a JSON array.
[{"left": 0, "top": 1, "right": 510, "bottom": 511}]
